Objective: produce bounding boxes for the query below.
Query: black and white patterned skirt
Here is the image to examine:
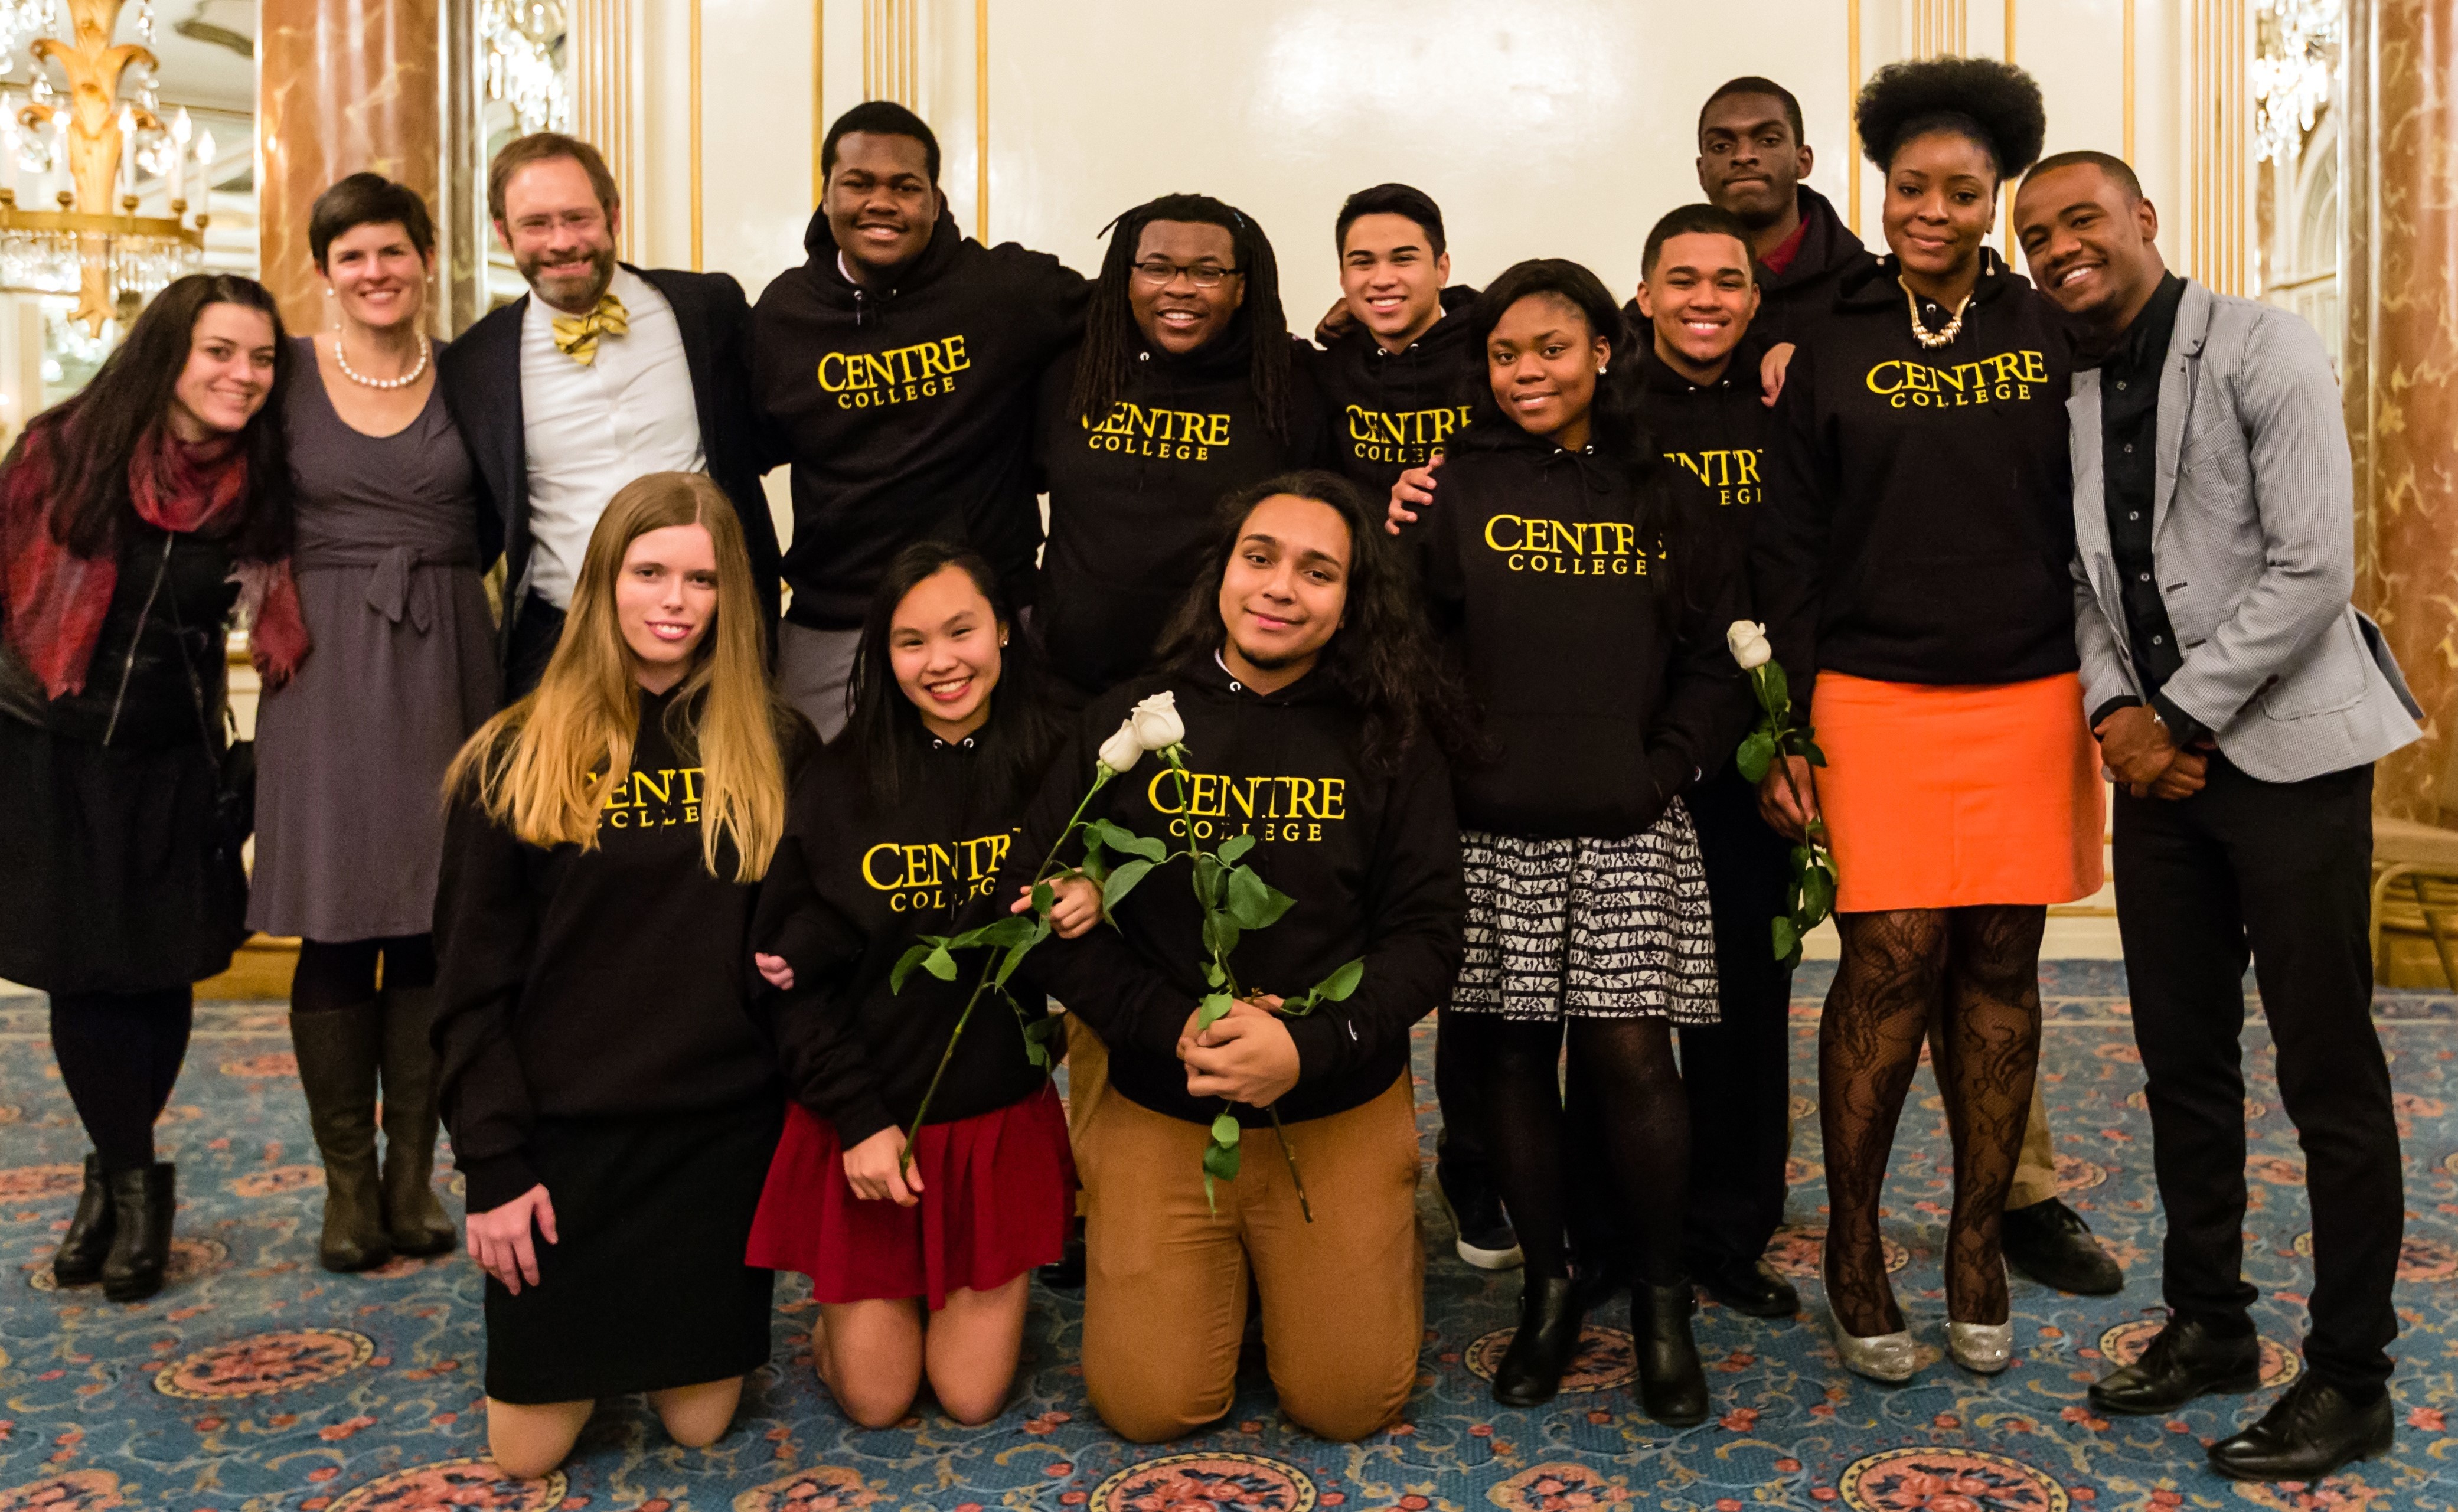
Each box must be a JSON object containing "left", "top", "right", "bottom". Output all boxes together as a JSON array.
[{"left": 1447, "top": 801, "right": 1719, "bottom": 1024}]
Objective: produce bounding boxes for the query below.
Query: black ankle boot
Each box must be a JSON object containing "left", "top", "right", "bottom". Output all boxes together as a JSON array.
[
  {"left": 1493, "top": 1276, "right": 1583, "bottom": 1406},
  {"left": 51, "top": 1153, "right": 115, "bottom": 1285},
  {"left": 1633, "top": 1281, "right": 1709, "bottom": 1425},
  {"left": 100, "top": 1162, "right": 175, "bottom": 1302}
]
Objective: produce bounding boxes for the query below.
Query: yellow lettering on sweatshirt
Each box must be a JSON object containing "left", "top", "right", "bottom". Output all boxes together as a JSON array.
[
  {"left": 816, "top": 334, "right": 972, "bottom": 410},
  {"left": 1141, "top": 768, "right": 1349, "bottom": 844},
  {"left": 1663, "top": 448, "right": 1766, "bottom": 508},
  {"left": 1082, "top": 401, "right": 1235, "bottom": 462},
  {"left": 1862, "top": 350, "right": 2048, "bottom": 409},
  {"left": 859, "top": 828, "right": 1015, "bottom": 914}
]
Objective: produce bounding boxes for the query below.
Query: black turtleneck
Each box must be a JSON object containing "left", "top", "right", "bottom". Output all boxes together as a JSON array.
[
  {"left": 433, "top": 689, "right": 817, "bottom": 1211},
  {"left": 752, "top": 723, "right": 1052, "bottom": 1149},
  {"left": 1753, "top": 251, "right": 2078, "bottom": 688},
  {"left": 1033, "top": 323, "right": 1330, "bottom": 695},
  {"left": 751, "top": 213, "right": 1089, "bottom": 628},
  {"left": 1317, "top": 285, "right": 1480, "bottom": 494},
  {"left": 1006, "top": 656, "right": 1463, "bottom": 1127},
  {"left": 1405, "top": 422, "right": 1750, "bottom": 838}
]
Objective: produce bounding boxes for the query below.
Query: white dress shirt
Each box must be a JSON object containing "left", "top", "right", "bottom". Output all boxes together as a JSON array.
[{"left": 519, "top": 266, "right": 708, "bottom": 608}]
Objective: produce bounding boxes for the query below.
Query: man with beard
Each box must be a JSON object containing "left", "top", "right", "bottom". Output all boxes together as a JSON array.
[
  {"left": 441, "top": 133, "right": 781, "bottom": 696},
  {"left": 754, "top": 102, "right": 1088, "bottom": 738}
]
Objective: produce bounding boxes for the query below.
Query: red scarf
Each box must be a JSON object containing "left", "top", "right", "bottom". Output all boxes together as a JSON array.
[{"left": 1, "top": 419, "right": 308, "bottom": 699}]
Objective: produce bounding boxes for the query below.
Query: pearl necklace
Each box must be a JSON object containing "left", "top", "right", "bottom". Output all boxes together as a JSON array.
[
  {"left": 1901, "top": 280, "right": 1973, "bottom": 351},
  {"left": 332, "top": 332, "right": 431, "bottom": 390}
]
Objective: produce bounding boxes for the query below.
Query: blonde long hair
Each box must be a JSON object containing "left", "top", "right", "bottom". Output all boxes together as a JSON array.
[{"left": 446, "top": 472, "right": 787, "bottom": 880}]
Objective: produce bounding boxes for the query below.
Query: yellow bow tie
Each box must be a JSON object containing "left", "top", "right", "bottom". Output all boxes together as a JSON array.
[{"left": 550, "top": 292, "right": 629, "bottom": 366}]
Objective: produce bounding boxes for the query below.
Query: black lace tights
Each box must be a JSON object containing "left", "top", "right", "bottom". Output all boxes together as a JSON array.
[
  {"left": 1447, "top": 1014, "right": 1690, "bottom": 1284},
  {"left": 1819, "top": 905, "right": 2044, "bottom": 1335}
]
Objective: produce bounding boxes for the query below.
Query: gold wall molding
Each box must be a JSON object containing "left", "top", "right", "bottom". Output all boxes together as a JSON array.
[
  {"left": 571, "top": 0, "right": 639, "bottom": 260},
  {"left": 688, "top": 0, "right": 701, "bottom": 267},
  {"left": 865, "top": 0, "right": 917, "bottom": 103},
  {"left": 812, "top": 0, "right": 825, "bottom": 201},
  {"left": 1913, "top": 0, "right": 1969, "bottom": 55},
  {"left": 973, "top": 0, "right": 987, "bottom": 240},
  {"left": 2123, "top": 0, "right": 2137, "bottom": 161},
  {"left": 1847, "top": 0, "right": 1862, "bottom": 235},
  {"left": 2185, "top": 0, "right": 2251, "bottom": 292}
]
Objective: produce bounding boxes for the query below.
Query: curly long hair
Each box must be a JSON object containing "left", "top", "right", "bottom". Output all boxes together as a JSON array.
[
  {"left": 28, "top": 273, "right": 297, "bottom": 563},
  {"left": 1153, "top": 470, "right": 1478, "bottom": 776},
  {"left": 1855, "top": 56, "right": 2046, "bottom": 181},
  {"left": 1067, "top": 192, "right": 1295, "bottom": 444}
]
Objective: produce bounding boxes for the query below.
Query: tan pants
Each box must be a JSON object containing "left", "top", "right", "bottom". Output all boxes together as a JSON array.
[
  {"left": 1072, "top": 1028, "right": 1423, "bottom": 1444},
  {"left": 2009, "top": 1084, "right": 2061, "bottom": 1210}
]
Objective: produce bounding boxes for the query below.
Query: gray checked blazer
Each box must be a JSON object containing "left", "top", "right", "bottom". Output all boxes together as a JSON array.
[{"left": 2068, "top": 279, "right": 2420, "bottom": 785}]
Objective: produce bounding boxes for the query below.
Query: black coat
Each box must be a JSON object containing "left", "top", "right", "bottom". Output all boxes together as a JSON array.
[{"left": 439, "top": 264, "right": 784, "bottom": 661}]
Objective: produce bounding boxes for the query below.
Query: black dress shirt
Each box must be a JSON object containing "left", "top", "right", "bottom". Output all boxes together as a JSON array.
[{"left": 2090, "top": 272, "right": 2200, "bottom": 740}]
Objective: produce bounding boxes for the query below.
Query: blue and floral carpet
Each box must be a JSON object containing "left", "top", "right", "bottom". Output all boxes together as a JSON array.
[{"left": 3, "top": 963, "right": 2456, "bottom": 1512}]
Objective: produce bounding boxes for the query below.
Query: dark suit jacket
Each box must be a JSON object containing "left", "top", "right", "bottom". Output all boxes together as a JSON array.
[{"left": 439, "top": 263, "right": 784, "bottom": 658}]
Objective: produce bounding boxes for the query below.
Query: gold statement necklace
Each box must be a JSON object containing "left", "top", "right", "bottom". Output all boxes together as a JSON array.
[{"left": 1900, "top": 279, "right": 1973, "bottom": 351}]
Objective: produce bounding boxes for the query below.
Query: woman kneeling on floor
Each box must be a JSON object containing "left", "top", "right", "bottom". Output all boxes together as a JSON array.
[
  {"left": 433, "top": 472, "right": 812, "bottom": 1476},
  {"left": 744, "top": 541, "right": 1088, "bottom": 1427}
]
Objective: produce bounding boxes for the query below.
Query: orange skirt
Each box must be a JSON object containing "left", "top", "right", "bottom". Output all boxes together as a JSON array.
[{"left": 1809, "top": 671, "right": 2104, "bottom": 913}]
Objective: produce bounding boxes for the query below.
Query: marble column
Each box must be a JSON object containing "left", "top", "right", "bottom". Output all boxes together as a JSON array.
[
  {"left": 2348, "top": 0, "right": 2458, "bottom": 821},
  {"left": 256, "top": 0, "right": 482, "bottom": 338}
]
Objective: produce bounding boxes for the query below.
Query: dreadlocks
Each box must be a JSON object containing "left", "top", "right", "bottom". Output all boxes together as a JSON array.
[{"left": 1067, "top": 192, "right": 1295, "bottom": 445}]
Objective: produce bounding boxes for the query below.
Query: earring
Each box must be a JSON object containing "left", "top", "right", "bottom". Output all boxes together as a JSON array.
[{"left": 1597, "top": 363, "right": 1610, "bottom": 375}]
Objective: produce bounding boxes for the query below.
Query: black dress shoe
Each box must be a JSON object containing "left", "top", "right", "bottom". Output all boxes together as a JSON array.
[
  {"left": 1492, "top": 1276, "right": 1583, "bottom": 1406},
  {"left": 1631, "top": 1281, "right": 1709, "bottom": 1426},
  {"left": 1436, "top": 1161, "right": 1523, "bottom": 1271},
  {"left": 101, "top": 1162, "right": 175, "bottom": 1303},
  {"left": 1694, "top": 1255, "right": 1799, "bottom": 1319},
  {"left": 2206, "top": 1376, "right": 2394, "bottom": 1482},
  {"left": 2002, "top": 1197, "right": 2123, "bottom": 1295},
  {"left": 52, "top": 1154, "right": 115, "bottom": 1286},
  {"left": 2090, "top": 1317, "right": 2262, "bottom": 1415},
  {"left": 1037, "top": 1230, "right": 1086, "bottom": 1291}
]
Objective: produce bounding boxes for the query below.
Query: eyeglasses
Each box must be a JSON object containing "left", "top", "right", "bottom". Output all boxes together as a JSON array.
[{"left": 1131, "top": 259, "right": 1243, "bottom": 289}]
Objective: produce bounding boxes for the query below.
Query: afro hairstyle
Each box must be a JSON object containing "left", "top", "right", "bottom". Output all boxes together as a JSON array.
[{"left": 1855, "top": 56, "right": 2046, "bottom": 181}]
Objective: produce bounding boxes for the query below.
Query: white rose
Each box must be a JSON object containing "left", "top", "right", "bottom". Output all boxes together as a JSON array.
[
  {"left": 1128, "top": 690, "right": 1187, "bottom": 752},
  {"left": 1096, "top": 721, "right": 1144, "bottom": 775},
  {"left": 1726, "top": 620, "right": 1773, "bottom": 672}
]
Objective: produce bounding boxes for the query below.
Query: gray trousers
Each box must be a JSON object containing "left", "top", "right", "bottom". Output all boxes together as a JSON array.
[{"left": 775, "top": 622, "right": 864, "bottom": 742}]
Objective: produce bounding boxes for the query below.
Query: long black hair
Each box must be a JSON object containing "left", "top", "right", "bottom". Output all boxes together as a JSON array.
[
  {"left": 1068, "top": 192, "right": 1295, "bottom": 443},
  {"left": 1153, "top": 470, "right": 1479, "bottom": 776},
  {"left": 843, "top": 540, "right": 1064, "bottom": 809},
  {"left": 29, "top": 273, "right": 297, "bottom": 562}
]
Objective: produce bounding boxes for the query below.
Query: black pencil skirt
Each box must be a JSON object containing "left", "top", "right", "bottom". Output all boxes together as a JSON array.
[{"left": 482, "top": 1099, "right": 784, "bottom": 1405}]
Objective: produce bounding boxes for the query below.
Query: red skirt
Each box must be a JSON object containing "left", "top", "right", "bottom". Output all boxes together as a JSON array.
[{"left": 745, "top": 1083, "right": 1076, "bottom": 1310}]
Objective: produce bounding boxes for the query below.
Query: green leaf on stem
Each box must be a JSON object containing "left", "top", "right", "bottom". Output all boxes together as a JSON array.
[
  {"left": 968, "top": 916, "right": 1037, "bottom": 951},
  {"left": 1086, "top": 818, "right": 1166, "bottom": 863},
  {"left": 993, "top": 918, "right": 1052, "bottom": 988},
  {"left": 1196, "top": 992, "right": 1235, "bottom": 1032},
  {"left": 1193, "top": 853, "right": 1225, "bottom": 909},
  {"left": 889, "top": 941, "right": 938, "bottom": 994},
  {"left": 1772, "top": 915, "right": 1798, "bottom": 962},
  {"left": 1223, "top": 865, "right": 1294, "bottom": 930},
  {"left": 1202, "top": 1138, "right": 1241, "bottom": 1181},
  {"left": 1802, "top": 740, "right": 1827, "bottom": 768},
  {"left": 1210, "top": 1112, "right": 1242, "bottom": 1148},
  {"left": 1204, "top": 961, "right": 1226, "bottom": 989},
  {"left": 1800, "top": 866, "right": 1835, "bottom": 925},
  {"left": 1031, "top": 881, "right": 1055, "bottom": 916},
  {"left": 1288, "top": 957, "right": 1365, "bottom": 1014},
  {"left": 1203, "top": 910, "right": 1242, "bottom": 964},
  {"left": 1100, "top": 858, "right": 1155, "bottom": 915},
  {"left": 1735, "top": 730, "right": 1777, "bottom": 783},
  {"left": 1215, "top": 833, "right": 1256, "bottom": 866},
  {"left": 921, "top": 944, "right": 959, "bottom": 982},
  {"left": 1762, "top": 660, "right": 1790, "bottom": 713}
]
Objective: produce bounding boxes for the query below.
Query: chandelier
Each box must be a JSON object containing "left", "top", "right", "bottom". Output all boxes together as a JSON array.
[
  {"left": 482, "top": 0, "right": 570, "bottom": 138},
  {"left": 2253, "top": 0, "right": 2342, "bottom": 162},
  {"left": 0, "top": 0, "right": 207, "bottom": 332}
]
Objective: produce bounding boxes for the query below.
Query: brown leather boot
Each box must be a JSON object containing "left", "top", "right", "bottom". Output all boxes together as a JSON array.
[
  {"left": 378, "top": 985, "right": 458, "bottom": 1257},
  {"left": 290, "top": 1004, "right": 391, "bottom": 1272}
]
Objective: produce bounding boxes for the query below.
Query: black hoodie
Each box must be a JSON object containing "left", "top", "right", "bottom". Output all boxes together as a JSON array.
[
  {"left": 432, "top": 691, "right": 817, "bottom": 1212},
  {"left": 751, "top": 731, "right": 1049, "bottom": 1149},
  {"left": 1754, "top": 251, "right": 2078, "bottom": 688},
  {"left": 1033, "top": 324, "right": 1328, "bottom": 695},
  {"left": 1409, "top": 424, "right": 1751, "bottom": 840},
  {"left": 1753, "top": 184, "right": 1878, "bottom": 346},
  {"left": 1007, "top": 658, "right": 1463, "bottom": 1128},
  {"left": 1637, "top": 331, "right": 1780, "bottom": 546},
  {"left": 1316, "top": 285, "right": 1479, "bottom": 494},
  {"left": 752, "top": 214, "right": 1088, "bottom": 628}
]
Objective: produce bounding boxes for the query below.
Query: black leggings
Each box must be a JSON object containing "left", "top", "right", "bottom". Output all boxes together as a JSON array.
[
  {"left": 290, "top": 935, "right": 435, "bottom": 1014},
  {"left": 49, "top": 988, "right": 195, "bottom": 1174},
  {"left": 1445, "top": 1013, "right": 1690, "bottom": 1285},
  {"left": 1819, "top": 905, "right": 2045, "bottom": 1334}
]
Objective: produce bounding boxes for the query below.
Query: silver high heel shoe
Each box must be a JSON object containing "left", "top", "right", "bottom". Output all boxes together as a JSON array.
[
  {"left": 1833, "top": 1321, "right": 1920, "bottom": 1383},
  {"left": 1948, "top": 1320, "right": 2014, "bottom": 1373}
]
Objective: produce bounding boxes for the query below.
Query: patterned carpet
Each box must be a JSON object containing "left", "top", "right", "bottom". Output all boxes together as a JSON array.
[{"left": 3, "top": 964, "right": 2456, "bottom": 1512}]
